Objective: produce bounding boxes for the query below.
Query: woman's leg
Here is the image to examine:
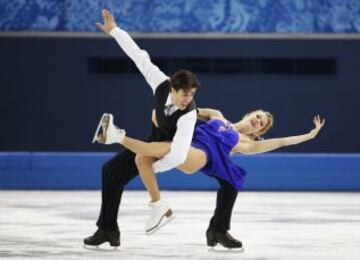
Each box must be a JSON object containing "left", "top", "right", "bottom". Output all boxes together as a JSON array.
[
  {"left": 120, "top": 134, "right": 207, "bottom": 199},
  {"left": 120, "top": 134, "right": 208, "bottom": 173},
  {"left": 177, "top": 147, "right": 207, "bottom": 174},
  {"left": 134, "top": 146, "right": 207, "bottom": 202},
  {"left": 135, "top": 154, "right": 172, "bottom": 233},
  {"left": 121, "top": 135, "right": 207, "bottom": 175},
  {"left": 135, "top": 146, "right": 207, "bottom": 203},
  {"left": 133, "top": 143, "right": 208, "bottom": 233},
  {"left": 135, "top": 155, "right": 159, "bottom": 202},
  {"left": 121, "top": 136, "right": 164, "bottom": 201},
  {"left": 121, "top": 136, "right": 170, "bottom": 158}
]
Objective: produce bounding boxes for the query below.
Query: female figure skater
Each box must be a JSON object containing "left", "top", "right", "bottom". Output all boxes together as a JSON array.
[{"left": 97, "top": 108, "right": 325, "bottom": 248}]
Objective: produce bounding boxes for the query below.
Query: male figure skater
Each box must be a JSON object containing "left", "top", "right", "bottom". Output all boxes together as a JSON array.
[{"left": 84, "top": 9, "right": 200, "bottom": 247}]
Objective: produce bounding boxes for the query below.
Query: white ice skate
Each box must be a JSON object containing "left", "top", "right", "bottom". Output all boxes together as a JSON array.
[
  {"left": 92, "top": 113, "right": 107, "bottom": 143},
  {"left": 92, "top": 113, "right": 125, "bottom": 144},
  {"left": 145, "top": 200, "right": 175, "bottom": 234}
]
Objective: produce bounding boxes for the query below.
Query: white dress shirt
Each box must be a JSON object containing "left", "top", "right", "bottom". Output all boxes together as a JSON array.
[
  {"left": 110, "top": 27, "right": 197, "bottom": 173},
  {"left": 110, "top": 27, "right": 169, "bottom": 93}
]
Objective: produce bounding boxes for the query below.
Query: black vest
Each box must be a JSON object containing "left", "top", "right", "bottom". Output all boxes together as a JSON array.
[{"left": 149, "top": 80, "right": 197, "bottom": 142}]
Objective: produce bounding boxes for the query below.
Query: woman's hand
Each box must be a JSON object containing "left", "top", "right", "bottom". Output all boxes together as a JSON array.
[
  {"left": 309, "top": 115, "right": 325, "bottom": 139},
  {"left": 96, "top": 9, "right": 117, "bottom": 33}
]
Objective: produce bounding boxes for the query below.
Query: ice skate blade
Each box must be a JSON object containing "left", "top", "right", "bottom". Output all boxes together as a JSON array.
[
  {"left": 92, "top": 113, "right": 108, "bottom": 143},
  {"left": 207, "top": 245, "right": 244, "bottom": 253},
  {"left": 83, "top": 244, "right": 119, "bottom": 251},
  {"left": 146, "top": 212, "right": 176, "bottom": 235}
]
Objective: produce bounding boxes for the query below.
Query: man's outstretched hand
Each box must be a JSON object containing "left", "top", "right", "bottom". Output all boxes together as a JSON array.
[{"left": 96, "top": 9, "right": 117, "bottom": 33}]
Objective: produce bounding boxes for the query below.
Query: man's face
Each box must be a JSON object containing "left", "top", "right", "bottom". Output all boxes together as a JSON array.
[{"left": 170, "top": 88, "right": 197, "bottom": 110}]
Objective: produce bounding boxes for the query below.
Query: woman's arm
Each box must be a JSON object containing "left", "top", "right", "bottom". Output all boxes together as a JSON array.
[
  {"left": 234, "top": 115, "right": 325, "bottom": 154},
  {"left": 197, "top": 108, "right": 225, "bottom": 121}
]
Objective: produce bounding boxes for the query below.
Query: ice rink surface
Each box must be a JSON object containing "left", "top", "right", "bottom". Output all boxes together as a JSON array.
[{"left": 0, "top": 191, "right": 359, "bottom": 260}]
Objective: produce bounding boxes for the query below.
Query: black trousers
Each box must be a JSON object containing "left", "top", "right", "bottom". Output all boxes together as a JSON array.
[
  {"left": 96, "top": 148, "right": 238, "bottom": 233},
  {"left": 209, "top": 178, "right": 238, "bottom": 232},
  {"left": 96, "top": 148, "right": 138, "bottom": 232}
]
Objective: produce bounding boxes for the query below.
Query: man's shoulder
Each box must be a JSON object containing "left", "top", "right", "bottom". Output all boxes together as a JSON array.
[
  {"left": 186, "top": 100, "right": 197, "bottom": 112},
  {"left": 178, "top": 103, "right": 197, "bottom": 122},
  {"left": 154, "top": 79, "right": 171, "bottom": 96}
]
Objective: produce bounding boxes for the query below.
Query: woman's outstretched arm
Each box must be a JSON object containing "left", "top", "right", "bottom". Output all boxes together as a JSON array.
[{"left": 234, "top": 115, "right": 325, "bottom": 154}]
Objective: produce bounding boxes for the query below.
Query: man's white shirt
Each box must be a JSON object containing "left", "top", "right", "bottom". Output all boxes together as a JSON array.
[{"left": 110, "top": 27, "right": 197, "bottom": 173}]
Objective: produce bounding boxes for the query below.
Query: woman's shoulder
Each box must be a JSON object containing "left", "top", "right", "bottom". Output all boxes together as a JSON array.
[
  {"left": 208, "top": 117, "right": 228, "bottom": 125},
  {"left": 238, "top": 133, "right": 253, "bottom": 142},
  {"left": 231, "top": 133, "right": 255, "bottom": 154}
]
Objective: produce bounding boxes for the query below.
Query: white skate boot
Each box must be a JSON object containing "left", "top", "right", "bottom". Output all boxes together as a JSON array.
[
  {"left": 92, "top": 113, "right": 126, "bottom": 144},
  {"left": 92, "top": 113, "right": 107, "bottom": 143},
  {"left": 145, "top": 200, "right": 175, "bottom": 234}
]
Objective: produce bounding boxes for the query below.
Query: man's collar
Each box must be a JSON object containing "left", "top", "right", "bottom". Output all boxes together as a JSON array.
[{"left": 165, "top": 94, "right": 179, "bottom": 110}]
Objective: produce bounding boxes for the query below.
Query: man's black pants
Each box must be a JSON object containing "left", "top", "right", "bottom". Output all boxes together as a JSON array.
[
  {"left": 209, "top": 178, "right": 238, "bottom": 232},
  {"left": 96, "top": 148, "right": 138, "bottom": 232}
]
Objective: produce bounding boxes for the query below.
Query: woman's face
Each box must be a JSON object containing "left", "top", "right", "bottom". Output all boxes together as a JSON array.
[{"left": 243, "top": 110, "right": 269, "bottom": 135}]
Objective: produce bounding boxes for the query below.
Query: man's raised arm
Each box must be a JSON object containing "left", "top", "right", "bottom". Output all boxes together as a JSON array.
[{"left": 97, "top": 9, "right": 169, "bottom": 94}]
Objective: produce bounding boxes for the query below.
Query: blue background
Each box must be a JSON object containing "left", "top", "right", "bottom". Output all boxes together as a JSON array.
[
  {"left": 1, "top": 0, "right": 359, "bottom": 190},
  {"left": 1, "top": 152, "right": 359, "bottom": 191},
  {"left": 1, "top": 36, "right": 358, "bottom": 153},
  {"left": 1, "top": 0, "right": 360, "bottom": 32}
]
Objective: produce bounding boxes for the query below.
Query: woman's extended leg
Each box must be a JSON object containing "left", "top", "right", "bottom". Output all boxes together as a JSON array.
[
  {"left": 119, "top": 135, "right": 208, "bottom": 233},
  {"left": 135, "top": 155, "right": 159, "bottom": 201},
  {"left": 134, "top": 146, "right": 208, "bottom": 202},
  {"left": 134, "top": 147, "right": 207, "bottom": 233},
  {"left": 117, "top": 134, "right": 207, "bottom": 201},
  {"left": 121, "top": 136, "right": 208, "bottom": 174},
  {"left": 121, "top": 136, "right": 171, "bottom": 158},
  {"left": 135, "top": 154, "right": 172, "bottom": 233}
]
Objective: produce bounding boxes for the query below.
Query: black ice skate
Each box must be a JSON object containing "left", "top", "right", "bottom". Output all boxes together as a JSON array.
[
  {"left": 84, "top": 229, "right": 120, "bottom": 248},
  {"left": 206, "top": 228, "right": 243, "bottom": 250}
]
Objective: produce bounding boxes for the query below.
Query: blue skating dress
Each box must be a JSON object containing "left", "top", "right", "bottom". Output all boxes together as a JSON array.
[{"left": 191, "top": 119, "right": 247, "bottom": 190}]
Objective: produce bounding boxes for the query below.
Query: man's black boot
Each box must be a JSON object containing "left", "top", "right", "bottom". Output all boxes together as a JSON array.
[
  {"left": 84, "top": 229, "right": 120, "bottom": 247},
  {"left": 107, "top": 230, "right": 120, "bottom": 247},
  {"left": 206, "top": 228, "right": 242, "bottom": 248},
  {"left": 84, "top": 229, "right": 107, "bottom": 246}
]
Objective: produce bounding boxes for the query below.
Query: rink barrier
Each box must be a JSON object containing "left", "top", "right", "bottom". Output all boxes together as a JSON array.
[{"left": 0, "top": 152, "right": 359, "bottom": 191}]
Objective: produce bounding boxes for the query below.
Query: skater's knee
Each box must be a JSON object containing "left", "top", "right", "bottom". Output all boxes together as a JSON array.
[{"left": 135, "top": 155, "right": 156, "bottom": 168}]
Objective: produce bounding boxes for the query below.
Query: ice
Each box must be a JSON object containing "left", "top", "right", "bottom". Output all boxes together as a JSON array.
[{"left": 0, "top": 191, "right": 359, "bottom": 259}]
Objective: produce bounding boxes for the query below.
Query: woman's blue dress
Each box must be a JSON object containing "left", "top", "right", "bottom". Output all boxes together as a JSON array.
[{"left": 191, "top": 119, "right": 247, "bottom": 190}]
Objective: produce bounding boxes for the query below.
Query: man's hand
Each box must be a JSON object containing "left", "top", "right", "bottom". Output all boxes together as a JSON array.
[{"left": 96, "top": 9, "right": 117, "bottom": 33}]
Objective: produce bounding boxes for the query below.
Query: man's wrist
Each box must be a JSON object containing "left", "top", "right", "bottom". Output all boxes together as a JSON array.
[{"left": 109, "top": 26, "right": 120, "bottom": 36}]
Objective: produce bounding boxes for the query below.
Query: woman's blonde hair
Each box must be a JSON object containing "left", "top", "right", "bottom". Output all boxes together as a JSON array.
[{"left": 243, "top": 110, "right": 274, "bottom": 140}]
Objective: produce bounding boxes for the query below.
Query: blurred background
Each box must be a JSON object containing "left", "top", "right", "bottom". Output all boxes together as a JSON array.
[{"left": 0, "top": 0, "right": 359, "bottom": 190}]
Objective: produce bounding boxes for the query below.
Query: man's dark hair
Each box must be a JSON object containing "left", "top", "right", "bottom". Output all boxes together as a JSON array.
[{"left": 170, "top": 69, "right": 201, "bottom": 92}]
